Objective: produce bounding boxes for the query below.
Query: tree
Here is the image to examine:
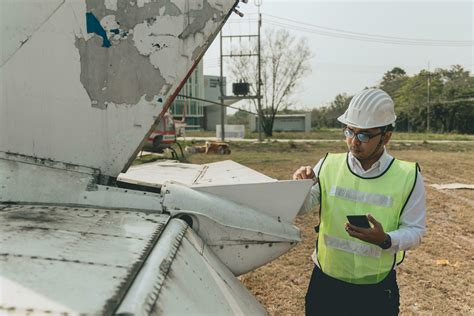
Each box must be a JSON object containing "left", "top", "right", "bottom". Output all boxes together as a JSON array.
[
  {"left": 228, "top": 29, "right": 312, "bottom": 136},
  {"left": 438, "top": 65, "right": 474, "bottom": 100},
  {"left": 312, "top": 65, "right": 474, "bottom": 134},
  {"left": 227, "top": 109, "right": 250, "bottom": 125},
  {"left": 391, "top": 70, "right": 444, "bottom": 131},
  {"left": 311, "top": 93, "right": 351, "bottom": 128},
  {"left": 379, "top": 67, "right": 407, "bottom": 96}
]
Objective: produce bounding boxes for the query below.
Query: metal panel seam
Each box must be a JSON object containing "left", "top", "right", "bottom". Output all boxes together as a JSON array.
[
  {"left": 107, "top": 219, "right": 169, "bottom": 315},
  {"left": 144, "top": 223, "right": 188, "bottom": 315},
  {"left": 0, "top": 254, "right": 129, "bottom": 269},
  {"left": 0, "top": 225, "right": 147, "bottom": 240}
]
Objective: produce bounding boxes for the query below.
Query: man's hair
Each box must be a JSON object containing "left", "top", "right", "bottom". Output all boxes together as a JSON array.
[{"left": 380, "top": 124, "right": 394, "bottom": 132}]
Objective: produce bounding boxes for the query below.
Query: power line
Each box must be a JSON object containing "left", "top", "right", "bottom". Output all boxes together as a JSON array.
[
  {"left": 223, "top": 14, "right": 471, "bottom": 46},
  {"left": 177, "top": 94, "right": 257, "bottom": 115},
  {"left": 262, "top": 15, "right": 472, "bottom": 47},
  {"left": 265, "top": 14, "right": 471, "bottom": 45},
  {"left": 264, "top": 20, "right": 471, "bottom": 47}
]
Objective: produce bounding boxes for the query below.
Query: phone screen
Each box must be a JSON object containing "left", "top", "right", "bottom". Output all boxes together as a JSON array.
[{"left": 346, "top": 215, "right": 371, "bottom": 228}]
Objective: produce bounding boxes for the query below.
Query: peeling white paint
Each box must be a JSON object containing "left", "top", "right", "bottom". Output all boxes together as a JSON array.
[
  {"left": 104, "top": 94, "right": 162, "bottom": 110},
  {"left": 133, "top": 16, "right": 189, "bottom": 84},
  {"left": 182, "top": 19, "right": 219, "bottom": 59},
  {"left": 159, "top": 84, "right": 172, "bottom": 96},
  {"left": 100, "top": 15, "right": 119, "bottom": 30},
  {"left": 104, "top": 0, "right": 118, "bottom": 11},
  {"left": 148, "top": 40, "right": 181, "bottom": 83},
  {"left": 203, "top": 18, "right": 219, "bottom": 38},
  {"left": 136, "top": 0, "right": 152, "bottom": 8},
  {"left": 100, "top": 15, "right": 124, "bottom": 42},
  {"left": 171, "top": 0, "right": 204, "bottom": 12},
  {"left": 70, "top": 0, "right": 88, "bottom": 40},
  {"left": 1, "top": 0, "right": 238, "bottom": 176},
  {"left": 138, "top": 15, "right": 184, "bottom": 38},
  {"left": 208, "top": 0, "right": 226, "bottom": 10}
]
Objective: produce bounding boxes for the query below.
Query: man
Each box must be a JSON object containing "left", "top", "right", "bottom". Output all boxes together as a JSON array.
[{"left": 293, "top": 88, "right": 426, "bottom": 315}]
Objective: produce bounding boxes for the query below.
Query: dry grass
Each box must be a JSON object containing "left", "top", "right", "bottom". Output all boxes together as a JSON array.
[
  {"left": 186, "top": 129, "right": 474, "bottom": 141},
  {"left": 186, "top": 140, "right": 474, "bottom": 315}
]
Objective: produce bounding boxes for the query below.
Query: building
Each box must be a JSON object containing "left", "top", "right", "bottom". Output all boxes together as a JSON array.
[
  {"left": 203, "top": 75, "right": 227, "bottom": 131},
  {"left": 249, "top": 113, "right": 312, "bottom": 132},
  {"left": 169, "top": 64, "right": 229, "bottom": 131},
  {"left": 169, "top": 62, "right": 205, "bottom": 130}
]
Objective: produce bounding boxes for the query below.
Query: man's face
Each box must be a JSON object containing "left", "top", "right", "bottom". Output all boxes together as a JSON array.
[{"left": 344, "top": 126, "right": 391, "bottom": 160}]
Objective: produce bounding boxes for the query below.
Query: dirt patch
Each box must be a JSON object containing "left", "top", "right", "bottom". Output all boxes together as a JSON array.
[{"left": 189, "top": 142, "right": 474, "bottom": 315}]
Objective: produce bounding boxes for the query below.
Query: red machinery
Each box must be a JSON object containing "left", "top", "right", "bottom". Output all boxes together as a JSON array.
[{"left": 145, "top": 112, "right": 184, "bottom": 159}]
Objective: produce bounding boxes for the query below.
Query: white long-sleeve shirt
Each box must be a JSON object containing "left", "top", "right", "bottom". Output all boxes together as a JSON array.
[{"left": 300, "top": 149, "right": 426, "bottom": 264}]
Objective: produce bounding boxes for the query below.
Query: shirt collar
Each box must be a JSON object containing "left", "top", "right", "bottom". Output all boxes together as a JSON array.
[{"left": 348, "top": 147, "right": 393, "bottom": 175}]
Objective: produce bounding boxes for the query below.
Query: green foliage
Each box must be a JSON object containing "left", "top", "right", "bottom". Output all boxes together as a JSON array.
[
  {"left": 311, "top": 93, "right": 351, "bottom": 128},
  {"left": 227, "top": 110, "right": 250, "bottom": 125},
  {"left": 380, "top": 67, "right": 407, "bottom": 96},
  {"left": 392, "top": 65, "right": 473, "bottom": 133},
  {"left": 430, "top": 100, "right": 474, "bottom": 134},
  {"left": 316, "top": 65, "right": 474, "bottom": 134}
]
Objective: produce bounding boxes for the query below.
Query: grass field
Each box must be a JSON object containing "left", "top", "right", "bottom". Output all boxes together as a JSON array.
[
  {"left": 180, "top": 140, "right": 474, "bottom": 315},
  {"left": 186, "top": 128, "right": 474, "bottom": 141}
]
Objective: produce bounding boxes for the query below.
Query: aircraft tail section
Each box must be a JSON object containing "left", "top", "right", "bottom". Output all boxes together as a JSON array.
[{"left": 0, "top": 0, "right": 239, "bottom": 177}]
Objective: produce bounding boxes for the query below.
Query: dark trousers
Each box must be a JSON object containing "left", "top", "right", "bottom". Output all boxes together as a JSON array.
[{"left": 305, "top": 265, "right": 400, "bottom": 316}]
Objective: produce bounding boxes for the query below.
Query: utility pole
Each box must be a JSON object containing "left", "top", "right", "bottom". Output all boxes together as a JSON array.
[
  {"left": 427, "top": 62, "right": 431, "bottom": 132},
  {"left": 220, "top": 31, "right": 225, "bottom": 142},
  {"left": 219, "top": 1, "right": 262, "bottom": 142},
  {"left": 256, "top": 0, "right": 263, "bottom": 141}
]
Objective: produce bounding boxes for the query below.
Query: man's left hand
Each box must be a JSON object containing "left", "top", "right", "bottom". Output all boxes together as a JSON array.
[{"left": 345, "top": 214, "right": 387, "bottom": 245}]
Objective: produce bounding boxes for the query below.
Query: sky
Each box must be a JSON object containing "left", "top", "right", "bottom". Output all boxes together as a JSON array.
[{"left": 203, "top": 0, "right": 473, "bottom": 111}]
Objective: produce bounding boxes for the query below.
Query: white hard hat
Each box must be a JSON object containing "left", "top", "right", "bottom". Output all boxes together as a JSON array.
[{"left": 337, "top": 88, "right": 396, "bottom": 129}]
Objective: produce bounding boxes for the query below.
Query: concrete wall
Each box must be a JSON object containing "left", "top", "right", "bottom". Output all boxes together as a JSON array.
[
  {"left": 249, "top": 113, "right": 312, "bottom": 132},
  {"left": 204, "top": 75, "right": 227, "bottom": 131}
]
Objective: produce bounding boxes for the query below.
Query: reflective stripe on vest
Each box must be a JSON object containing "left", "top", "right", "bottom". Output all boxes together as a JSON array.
[{"left": 317, "top": 153, "right": 417, "bottom": 285}]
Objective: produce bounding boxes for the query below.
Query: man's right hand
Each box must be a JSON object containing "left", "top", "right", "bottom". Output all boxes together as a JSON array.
[{"left": 293, "top": 166, "right": 317, "bottom": 182}]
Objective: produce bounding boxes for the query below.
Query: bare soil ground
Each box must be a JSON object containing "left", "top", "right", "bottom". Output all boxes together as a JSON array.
[{"left": 188, "top": 141, "right": 474, "bottom": 315}]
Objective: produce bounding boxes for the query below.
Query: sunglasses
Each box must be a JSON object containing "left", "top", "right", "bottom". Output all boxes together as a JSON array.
[{"left": 343, "top": 128, "right": 383, "bottom": 143}]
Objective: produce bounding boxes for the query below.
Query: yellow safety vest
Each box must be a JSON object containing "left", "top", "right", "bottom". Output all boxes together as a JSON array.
[{"left": 316, "top": 153, "right": 418, "bottom": 285}]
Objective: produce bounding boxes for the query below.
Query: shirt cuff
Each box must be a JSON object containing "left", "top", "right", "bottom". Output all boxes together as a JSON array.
[{"left": 386, "top": 232, "right": 400, "bottom": 253}]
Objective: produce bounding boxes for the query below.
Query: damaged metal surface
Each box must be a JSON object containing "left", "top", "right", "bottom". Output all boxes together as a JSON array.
[
  {"left": 0, "top": 1, "right": 289, "bottom": 314},
  {"left": 0, "top": 204, "right": 170, "bottom": 315},
  {"left": 77, "top": 0, "right": 225, "bottom": 110},
  {"left": 0, "top": 158, "right": 163, "bottom": 213},
  {"left": 0, "top": 0, "right": 238, "bottom": 177},
  {"left": 117, "top": 219, "right": 188, "bottom": 315},
  {"left": 117, "top": 219, "right": 267, "bottom": 315}
]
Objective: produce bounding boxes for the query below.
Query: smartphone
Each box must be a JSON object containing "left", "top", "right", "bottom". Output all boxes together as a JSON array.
[{"left": 346, "top": 215, "right": 371, "bottom": 228}]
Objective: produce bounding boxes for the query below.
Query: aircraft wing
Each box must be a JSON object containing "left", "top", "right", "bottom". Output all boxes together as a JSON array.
[
  {"left": 119, "top": 160, "right": 312, "bottom": 223},
  {"left": 118, "top": 160, "right": 276, "bottom": 187},
  {"left": 0, "top": 204, "right": 266, "bottom": 315},
  {"left": 0, "top": 0, "right": 314, "bottom": 313}
]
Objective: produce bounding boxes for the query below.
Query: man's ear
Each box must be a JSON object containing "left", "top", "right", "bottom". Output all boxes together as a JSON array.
[{"left": 382, "top": 131, "right": 392, "bottom": 145}]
